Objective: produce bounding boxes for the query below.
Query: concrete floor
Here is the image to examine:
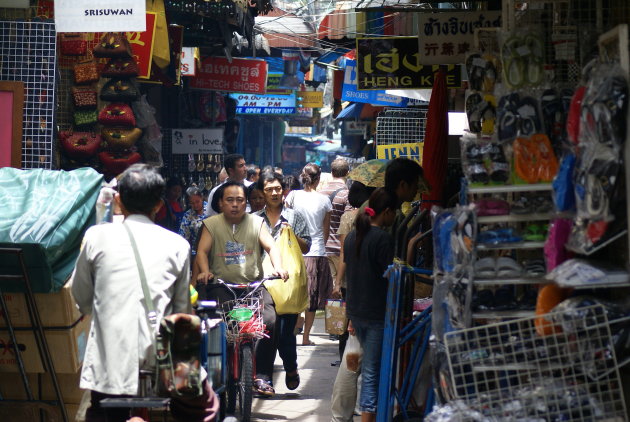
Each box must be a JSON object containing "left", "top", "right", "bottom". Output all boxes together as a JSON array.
[{"left": 249, "top": 314, "right": 357, "bottom": 422}]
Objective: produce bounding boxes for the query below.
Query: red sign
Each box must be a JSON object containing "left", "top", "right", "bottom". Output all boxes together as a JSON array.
[
  {"left": 127, "top": 12, "right": 157, "bottom": 79},
  {"left": 191, "top": 57, "right": 268, "bottom": 94}
]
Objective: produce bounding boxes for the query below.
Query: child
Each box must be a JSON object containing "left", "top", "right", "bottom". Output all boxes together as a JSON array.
[{"left": 343, "top": 188, "right": 397, "bottom": 422}]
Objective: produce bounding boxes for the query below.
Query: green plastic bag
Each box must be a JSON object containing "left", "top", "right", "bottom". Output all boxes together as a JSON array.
[{"left": 0, "top": 167, "right": 103, "bottom": 292}]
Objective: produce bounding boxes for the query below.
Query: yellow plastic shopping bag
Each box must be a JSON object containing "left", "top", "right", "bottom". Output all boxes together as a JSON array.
[{"left": 263, "top": 227, "right": 308, "bottom": 314}]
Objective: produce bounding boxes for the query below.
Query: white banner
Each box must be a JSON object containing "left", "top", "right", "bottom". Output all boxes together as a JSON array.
[
  {"left": 55, "top": 0, "right": 146, "bottom": 33},
  {"left": 181, "top": 47, "right": 196, "bottom": 77},
  {"left": 171, "top": 129, "right": 224, "bottom": 154}
]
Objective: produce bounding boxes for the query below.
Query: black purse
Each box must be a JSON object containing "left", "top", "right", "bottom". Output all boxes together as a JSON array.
[{"left": 100, "top": 78, "right": 140, "bottom": 102}]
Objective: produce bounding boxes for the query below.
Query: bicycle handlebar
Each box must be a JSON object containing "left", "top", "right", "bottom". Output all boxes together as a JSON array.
[{"left": 215, "top": 276, "right": 281, "bottom": 301}]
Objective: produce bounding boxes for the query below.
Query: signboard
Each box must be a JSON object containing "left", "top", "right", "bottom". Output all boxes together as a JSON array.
[
  {"left": 418, "top": 11, "right": 502, "bottom": 64},
  {"left": 342, "top": 60, "right": 408, "bottom": 106},
  {"left": 286, "top": 126, "right": 314, "bottom": 136},
  {"left": 171, "top": 129, "right": 223, "bottom": 154},
  {"left": 54, "top": 0, "right": 146, "bottom": 32},
  {"left": 356, "top": 37, "right": 463, "bottom": 90},
  {"left": 191, "top": 57, "right": 268, "bottom": 94},
  {"left": 377, "top": 142, "right": 424, "bottom": 164},
  {"left": 181, "top": 47, "right": 196, "bottom": 77},
  {"left": 229, "top": 93, "right": 296, "bottom": 115},
  {"left": 297, "top": 91, "right": 323, "bottom": 108},
  {"left": 344, "top": 121, "right": 368, "bottom": 136},
  {"left": 267, "top": 73, "right": 292, "bottom": 95},
  {"left": 130, "top": 12, "right": 157, "bottom": 79}
]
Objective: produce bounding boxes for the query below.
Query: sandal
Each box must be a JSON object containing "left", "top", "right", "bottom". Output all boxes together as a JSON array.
[
  {"left": 285, "top": 371, "right": 300, "bottom": 390},
  {"left": 254, "top": 378, "right": 275, "bottom": 397},
  {"left": 496, "top": 257, "right": 523, "bottom": 278},
  {"left": 474, "top": 257, "right": 496, "bottom": 278}
]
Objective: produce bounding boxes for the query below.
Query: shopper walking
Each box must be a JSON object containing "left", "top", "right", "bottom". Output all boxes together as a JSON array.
[
  {"left": 71, "top": 164, "right": 218, "bottom": 422},
  {"left": 285, "top": 163, "right": 333, "bottom": 346},
  {"left": 178, "top": 187, "right": 207, "bottom": 258},
  {"left": 155, "top": 177, "right": 184, "bottom": 231},
  {"left": 204, "top": 153, "right": 252, "bottom": 216},
  {"left": 344, "top": 188, "right": 397, "bottom": 422}
]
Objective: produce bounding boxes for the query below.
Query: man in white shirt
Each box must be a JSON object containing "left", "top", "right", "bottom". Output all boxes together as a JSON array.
[
  {"left": 71, "top": 164, "right": 218, "bottom": 422},
  {"left": 204, "top": 153, "right": 252, "bottom": 216}
]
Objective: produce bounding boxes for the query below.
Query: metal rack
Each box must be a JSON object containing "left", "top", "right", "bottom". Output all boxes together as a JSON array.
[{"left": 375, "top": 107, "right": 427, "bottom": 147}]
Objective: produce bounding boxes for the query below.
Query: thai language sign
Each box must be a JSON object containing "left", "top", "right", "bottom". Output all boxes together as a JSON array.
[
  {"left": 342, "top": 60, "right": 408, "bottom": 106},
  {"left": 377, "top": 142, "right": 424, "bottom": 164},
  {"left": 54, "top": 0, "right": 146, "bottom": 32},
  {"left": 171, "top": 129, "right": 224, "bottom": 154},
  {"left": 356, "top": 37, "right": 463, "bottom": 90},
  {"left": 417, "top": 11, "right": 502, "bottom": 65},
  {"left": 191, "top": 57, "right": 268, "bottom": 94},
  {"left": 229, "top": 93, "right": 297, "bottom": 115}
]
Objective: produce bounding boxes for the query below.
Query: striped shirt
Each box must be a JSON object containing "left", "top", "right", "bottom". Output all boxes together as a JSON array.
[{"left": 320, "top": 179, "right": 350, "bottom": 256}]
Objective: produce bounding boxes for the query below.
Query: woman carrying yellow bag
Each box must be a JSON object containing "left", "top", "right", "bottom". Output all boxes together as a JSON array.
[{"left": 256, "top": 171, "right": 311, "bottom": 391}]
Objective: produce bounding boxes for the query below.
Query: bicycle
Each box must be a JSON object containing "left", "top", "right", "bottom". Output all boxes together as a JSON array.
[{"left": 204, "top": 277, "right": 278, "bottom": 422}]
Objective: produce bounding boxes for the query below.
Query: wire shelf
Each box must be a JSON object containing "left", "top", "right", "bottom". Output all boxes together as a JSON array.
[
  {"left": 0, "top": 20, "right": 57, "bottom": 169},
  {"left": 444, "top": 304, "right": 627, "bottom": 421},
  {"left": 375, "top": 107, "right": 427, "bottom": 147}
]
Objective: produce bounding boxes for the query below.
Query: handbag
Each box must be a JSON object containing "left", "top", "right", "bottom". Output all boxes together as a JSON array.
[
  {"left": 74, "top": 109, "right": 98, "bottom": 127},
  {"left": 324, "top": 299, "right": 348, "bottom": 335},
  {"left": 102, "top": 57, "right": 139, "bottom": 78},
  {"left": 59, "top": 131, "right": 101, "bottom": 159},
  {"left": 93, "top": 32, "right": 133, "bottom": 58},
  {"left": 124, "top": 224, "right": 204, "bottom": 399},
  {"left": 100, "top": 78, "right": 140, "bottom": 102},
  {"left": 60, "top": 33, "right": 87, "bottom": 56},
  {"left": 98, "top": 151, "right": 142, "bottom": 174},
  {"left": 72, "top": 87, "right": 98, "bottom": 109},
  {"left": 262, "top": 227, "right": 308, "bottom": 314},
  {"left": 98, "top": 103, "right": 136, "bottom": 127},
  {"left": 102, "top": 127, "right": 142, "bottom": 150},
  {"left": 73, "top": 58, "right": 99, "bottom": 85}
]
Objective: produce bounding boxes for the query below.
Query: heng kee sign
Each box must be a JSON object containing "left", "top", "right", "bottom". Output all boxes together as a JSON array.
[{"left": 190, "top": 57, "right": 268, "bottom": 95}]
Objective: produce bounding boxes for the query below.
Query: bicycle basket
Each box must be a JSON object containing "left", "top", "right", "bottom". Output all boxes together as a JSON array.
[{"left": 221, "top": 294, "right": 265, "bottom": 342}]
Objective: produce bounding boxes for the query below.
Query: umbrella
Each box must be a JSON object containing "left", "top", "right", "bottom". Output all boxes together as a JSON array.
[
  {"left": 421, "top": 69, "right": 449, "bottom": 210},
  {"left": 348, "top": 159, "right": 388, "bottom": 187}
]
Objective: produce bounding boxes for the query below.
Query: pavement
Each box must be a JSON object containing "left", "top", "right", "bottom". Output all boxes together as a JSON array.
[{"left": 249, "top": 314, "right": 357, "bottom": 422}]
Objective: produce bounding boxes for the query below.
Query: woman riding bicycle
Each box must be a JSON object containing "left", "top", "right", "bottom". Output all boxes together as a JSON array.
[{"left": 194, "top": 181, "right": 289, "bottom": 398}]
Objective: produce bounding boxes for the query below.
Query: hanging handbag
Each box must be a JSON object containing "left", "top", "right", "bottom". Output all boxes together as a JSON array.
[
  {"left": 59, "top": 131, "right": 102, "bottom": 159},
  {"left": 60, "top": 33, "right": 88, "bottom": 56},
  {"left": 98, "top": 103, "right": 137, "bottom": 127},
  {"left": 98, "top": 151, "right": 142, "bottom": 174},
  {"left": 93, "top": 32, "right": 133, "bottom": 58},
  {"left": 102, "top": 57, "right": 139, "bottom": 78},
  {"left": 123, "top": 224, "right": 204, "bottom": 399},
  {"left": 100, "top": 78, "right": 140, "bottom": 102},
  {"left": 73, "top": 58, "right": 99, "bottom": 85},
  {"left": 74, "top": 109, "right": 98, "bottom": 127},
  {"left": 102, "top": 127, "right": 142, "bottom": 151},
  {"left": 72, "top": 87, "right": 98, "bottom": 109}
]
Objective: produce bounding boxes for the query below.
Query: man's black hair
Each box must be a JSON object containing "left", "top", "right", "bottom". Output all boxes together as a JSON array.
[
  {"left": 224, "top": 153, "right": 245, "bottom": 171},
  {"left": 246, "top": 164, "right": 258, "bottom": 179},
  {"left": 384, "top": 158, "right": 424, "bottom": 193},
  {"left": 247, "top": 182, "right": 262, "bottom": 200},
  {"left": 118, "top": 164, "right": 165, "bottom": 215},
  {"left": 348, "top": 181, "right": 376, "bottom": 208},
  {"left": 257, "top": 171, "right": 285, "bottom": 191},
  {"left": 211, "top": 181, "right": 246, "bottom": 213}
]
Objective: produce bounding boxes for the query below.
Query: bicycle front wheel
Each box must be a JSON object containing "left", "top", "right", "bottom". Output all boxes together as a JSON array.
[{"left": 239, "top": 342, "right": 254, "bottom": 422}]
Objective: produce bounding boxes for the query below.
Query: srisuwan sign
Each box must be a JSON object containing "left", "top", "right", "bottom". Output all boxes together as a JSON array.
[
  {"left": 190, "top": 57, "right": 268, "bottom": 95},
  {"left": 356, "top": 37, "right": 462, "bottom": 90}
]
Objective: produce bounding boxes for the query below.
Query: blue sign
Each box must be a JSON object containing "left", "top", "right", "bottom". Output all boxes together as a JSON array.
[
  {"left": 229, "top": 93, "right": 297, "bottom": 115},
  {"left": 342, "top": 60, "right": 408, "bottom": 107}
]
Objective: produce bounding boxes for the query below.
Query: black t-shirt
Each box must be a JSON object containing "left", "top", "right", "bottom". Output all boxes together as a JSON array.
[{"left": 344, "top": 226, "right": 395, "bottom": 321}]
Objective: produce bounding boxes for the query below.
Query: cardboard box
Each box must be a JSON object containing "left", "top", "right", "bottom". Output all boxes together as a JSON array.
[
  {"left": 0, "top": 316, "right": 90, "bottom": 373},
  {"left": 325, "top": 300, "right": 348, "bottom": 335},
  {"left": 0, "top": 371, "right": 85, "bottom": 404},
  {"left": 0, "top": 283, "right": 81, "bottom": 328}
]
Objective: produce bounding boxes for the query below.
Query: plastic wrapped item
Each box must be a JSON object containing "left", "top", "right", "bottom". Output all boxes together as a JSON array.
[
  {"left": 552, "top": 153, "right": 576, "bottom": 212},
  {"left": 543, "top": 218, "right": 573, "bottom": 271},
  {"left": 95, "top": 178, "right": 118, "bottom": 224},
  {"left": 513, "top": 134, "right": 558, "bottom": 184},
  {"left": 461, "top": 135, "right": 510, "bottom": 186},
  {"left": 545, "top": 259, "right": 629, "bottom": 288},
  {"left": 344, "top": 334, "right": 362, "bottom": 373},
  {"left": 132, "top": 95, "right": 163, "bottom": 167},
  {"left": 424, "top": 400, "right": 486, "bottom": 422}
]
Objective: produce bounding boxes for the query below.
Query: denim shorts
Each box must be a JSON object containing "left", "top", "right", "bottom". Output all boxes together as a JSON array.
[{"left": 351, "top": 317, "right": 385, "bottom": 413}]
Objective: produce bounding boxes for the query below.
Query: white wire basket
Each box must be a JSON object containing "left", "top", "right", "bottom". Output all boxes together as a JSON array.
[
  {"left": 220, "top": 294, "right": 265, "bottom": 343},
  {"left": 443, "top": 304, "right": 627, "bottom": 421},
  {"left": 375, "top": 107, "right": 427, "bottom": 147}
]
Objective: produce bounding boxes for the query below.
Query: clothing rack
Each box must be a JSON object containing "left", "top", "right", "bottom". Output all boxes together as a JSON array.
[{"left": 0, "top": 246, "right": 68, "bottom": 422}]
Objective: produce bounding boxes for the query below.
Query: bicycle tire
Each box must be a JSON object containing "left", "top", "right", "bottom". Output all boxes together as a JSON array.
[{"left": 239, "top": 342, "right": 254, "bottom": 422}]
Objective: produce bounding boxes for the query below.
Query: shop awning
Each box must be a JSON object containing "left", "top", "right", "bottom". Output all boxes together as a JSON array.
[
  {"left": 336, "top": 102, "right": 384, "bottom": 120},
  {"left": 256, "top": 8, "right": 319, "bottom": 48}
]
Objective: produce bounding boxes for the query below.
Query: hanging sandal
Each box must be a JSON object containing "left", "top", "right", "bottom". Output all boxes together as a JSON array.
[
  {"left": 285, "top": 371, "right": 300, "bottom": 390},
  {"left": 254, "top": 379, "right": 275, "bottom": 397}
]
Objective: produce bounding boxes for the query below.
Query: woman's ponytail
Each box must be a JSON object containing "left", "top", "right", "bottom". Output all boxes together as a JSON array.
[{"left": 355, "top": 188, "right": 397, "bottom": 256}]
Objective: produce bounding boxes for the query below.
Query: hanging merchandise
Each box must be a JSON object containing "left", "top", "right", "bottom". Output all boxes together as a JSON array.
[
  {"left": 59, "top": 33, "right": 87, "bottom": 56},
  {"left": 71, "top": 87, "right": 98, "bottom": 109},
  {"left": 465, "top": 53, "right": 500, "bottom": 93},
  {"left": 73, "top": 58, "right": 99, "bottom": 85},
  {"left": 73, "top": 109, "right": 98, "bottom": 128},
  {"left": 512, "top": 134, "right": 559, "bottom": 184},
  {"left": 59, "top": 131, "right": 102, "bottom": 160},
  {"left": 500, "top": 31, "right": 544, "bottom": 88},
  {"left": 552, "top": 153, "right": 576, "bottom": 211},
  {"left": 460, "top": 134, "right": 510, "bottom": 186},
  {"left": 543, "top": 218, "right": 573, "bottom": 271},
  {"left": 100, "top": 78, "right": 141, "bottom": 102},
  {"left": 465, "top": 91, "right": 496, "bottom": 135},
  {"left": 98, "top": 103, "right": 137, "bottom": 127},
  {"left": 99, "top": 151, "right": 143, "bottom": 175},
  {"left": 93, "top": 32, "right": 133, "bottom": 58},
  {"left": 101, "top": 127, "right": 143, "bottom": 151},
  {"left": 101, "top": 57, "right": 140, "bottom": 78}
]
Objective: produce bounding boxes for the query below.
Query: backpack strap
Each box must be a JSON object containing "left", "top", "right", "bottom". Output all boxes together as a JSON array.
[{"left": 328, "top": 187, "right": 346, "bottom": 204}]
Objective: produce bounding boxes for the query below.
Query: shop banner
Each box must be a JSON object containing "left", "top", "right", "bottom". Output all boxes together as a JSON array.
[
  {"left": 171, "top": 129, "right": 224, "bottom": 154},
  {"left": 131, "top": 13, "right": 157, "bottom": 79},
  {"left": 191, "top": 57, "right": 268, "bottom": 94},
  {"left": 229, "top": 93, "right": 296, "bottom": 115},
  {"left": 343, "top": 121, "right": 368, "bottom": 136},
  {"left": 286, "top": 126, "right": 314, "bottom": 136},
  {"left": 267, "top": 73, "right": 293, "bottom": 95},
  {"left": 418, "top": 11, "right": 502, "bottom": 65},
  {"left": 356, "top": 37, "right": 463, "bottom": 90},
  {"left": 181, "top": 47, "right": 197, "bottom": 77},
  {"left": 297, "top": 91, "right": 323, "bottom": 108},
  {"left": 342, "top": 60, "right": 408, "bottom": 106},
  {"left": 377, "top": 142, "right": 424, "bottom": 164},
  {"left": 54, "top": 0, "right": 146, "bottom": 33}
]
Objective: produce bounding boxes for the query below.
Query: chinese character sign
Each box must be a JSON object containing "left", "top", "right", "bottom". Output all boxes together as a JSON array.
[
  {"left": 190, "top": 57, "right": 268, "bottom": 94},
  {"left": 417, "top": 11, "right": 502, "bottom": 65},
  {"left": 356, "top": 37, "right": 462, "bottom": 90}
]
